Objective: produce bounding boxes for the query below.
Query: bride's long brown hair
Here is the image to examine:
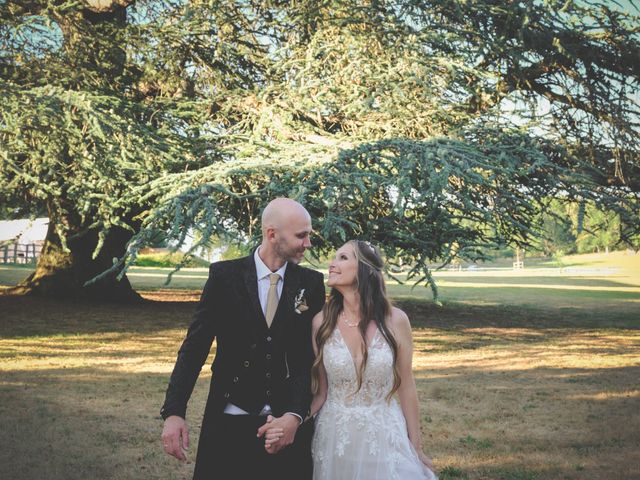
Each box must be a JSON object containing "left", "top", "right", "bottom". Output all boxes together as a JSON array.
[{"left": 311, "top": 240, "right": 401, "bottom": 401}]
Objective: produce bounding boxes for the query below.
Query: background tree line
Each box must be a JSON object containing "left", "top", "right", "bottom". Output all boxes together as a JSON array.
[
  {"left": 533, "top": 198, "right": 638, "bottom": 257},
  {"left": 147, "top": 197, "right": 635, "bottom": 268}
]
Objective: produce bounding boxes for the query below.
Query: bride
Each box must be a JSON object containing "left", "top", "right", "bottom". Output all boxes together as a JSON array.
[{"left": 308, "top": 240, "right": 437, "bottom": 479}]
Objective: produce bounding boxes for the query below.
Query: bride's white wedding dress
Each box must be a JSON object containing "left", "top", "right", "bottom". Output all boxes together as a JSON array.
[{"left": 312, "top": 327, "right": 437, "bottom": 480}]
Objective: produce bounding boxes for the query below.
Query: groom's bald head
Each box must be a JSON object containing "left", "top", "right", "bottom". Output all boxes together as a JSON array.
[
  {"left": 261, "top": 198, "right": 311, "bottom": 233},
  {"left": 260, "top": 198, "right": 312, "bottom": 266}
]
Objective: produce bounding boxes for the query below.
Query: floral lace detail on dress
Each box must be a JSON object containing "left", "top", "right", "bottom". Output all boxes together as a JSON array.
[
  {"left": 312, "top": 327, "right": 438, "bottom": 480},
  {"left": 316, "top": 328, "right": 399, "bottom": 474}
]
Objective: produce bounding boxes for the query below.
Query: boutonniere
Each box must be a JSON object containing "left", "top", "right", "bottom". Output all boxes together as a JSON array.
[{"left": 294, "top": 288, "right": 309, "bottom": 314}]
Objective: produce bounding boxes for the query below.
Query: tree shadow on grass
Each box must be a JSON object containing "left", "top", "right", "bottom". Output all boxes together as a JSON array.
[
  {"left": 415, "top": 364, "right": 640, "bottom": 480},
  {"left": 397, "top": 299, "right": 640, "bottom": 330},
  {"left": 0, "top": 294, "right": 198, "bottom": 338},
  {"left": 0, "top": 367, "right": 205, "bottom": 480},
  {"left": 1, "top": 294, "right": 637, "bottom": 339}
]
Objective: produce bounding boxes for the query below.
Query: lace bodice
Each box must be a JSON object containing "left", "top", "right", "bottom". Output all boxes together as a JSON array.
[{"left": 323, "top": 327, "right": 394, "bottom": 407}]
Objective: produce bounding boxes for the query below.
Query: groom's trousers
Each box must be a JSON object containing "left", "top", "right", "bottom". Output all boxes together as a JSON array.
[{"left": 193, "top": 413, "right": 314, "bottom": 480}]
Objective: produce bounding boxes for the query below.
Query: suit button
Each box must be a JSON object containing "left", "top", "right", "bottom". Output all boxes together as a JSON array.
[
  {"left": 266, "top": 373, "right": 271, "bottom": 379},
  {"left": 244, "top": 361, "right": 250, "bottom": 367},
  {"left": 266, "top": 354, "right": 272, "bottom": 360},
  {"left": 266, "top": 390, "right": 271, "bottom": 397},
  {"left": 233, "top": 376, "right": 239, "bottom": 383},
  {"left": 224, "top": 392, "right": 230, "bottom": 398},
  {"left": 266, "top": 336, "right": 272, "bottom": 342}
]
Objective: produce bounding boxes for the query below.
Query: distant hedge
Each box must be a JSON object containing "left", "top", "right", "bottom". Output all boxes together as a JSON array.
[{"left": 134, "top": 252, "right": 209, "bottom": 268}]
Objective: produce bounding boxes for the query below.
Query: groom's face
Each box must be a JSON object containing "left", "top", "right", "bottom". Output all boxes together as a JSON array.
[{"left": 274, "top": 212, "right": 312, "bottom": 264}]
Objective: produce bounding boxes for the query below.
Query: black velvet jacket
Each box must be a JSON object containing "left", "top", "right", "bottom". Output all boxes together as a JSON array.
[{"left": 160, "top": 254, "right": 325, "bottom": 421}]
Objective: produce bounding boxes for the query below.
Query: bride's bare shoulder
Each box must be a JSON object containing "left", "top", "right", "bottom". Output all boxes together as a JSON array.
[
  {"left": 388, "top": 306, "right": 411, "bottom": 333},
  {"left": 312, "top": 311, "right": 325, "bottom": 331}
]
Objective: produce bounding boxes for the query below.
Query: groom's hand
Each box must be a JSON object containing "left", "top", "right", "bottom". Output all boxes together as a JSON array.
[
  {"left": 257, "top": 414, "right": 300, "bottom": 454},
  {"left": 162, "top": 415, "right": 189, "bottom": 461}
]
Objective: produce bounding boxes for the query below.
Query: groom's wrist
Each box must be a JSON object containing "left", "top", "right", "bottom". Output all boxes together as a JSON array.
[
  {"left": 160, "top": 405, "right": 186, "bottom": 421},
  {"left": 284, "top": 412, "right": 303, "bottom": 425}
]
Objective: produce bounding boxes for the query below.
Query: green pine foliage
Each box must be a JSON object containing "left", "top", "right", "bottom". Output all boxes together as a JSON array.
[{"left": 1, "top": 0, "right": 638, "bottom": 299}]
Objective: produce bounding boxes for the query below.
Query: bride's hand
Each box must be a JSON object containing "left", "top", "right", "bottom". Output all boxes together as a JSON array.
[
  {"left": 257, "top": 414, "right": 300, "bottom": 454},
  {"left": 263, "top": 426, "right": 284, "bottom": 449},
  {"left": 417, "top": 450, "right": 434, "bottom": 471}
]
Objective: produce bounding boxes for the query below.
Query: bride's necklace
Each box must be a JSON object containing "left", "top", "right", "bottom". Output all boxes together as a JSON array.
[{"left": 340, "top": 310, "right": 360, "bottom": 327}]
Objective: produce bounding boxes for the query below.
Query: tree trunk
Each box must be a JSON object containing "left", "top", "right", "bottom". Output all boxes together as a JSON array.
[
  {"left": 11, "top": 220, "right": 141, "bottom": 302},
  {"left": 6, "top": 1, "right": 142, "bottom": 302}
]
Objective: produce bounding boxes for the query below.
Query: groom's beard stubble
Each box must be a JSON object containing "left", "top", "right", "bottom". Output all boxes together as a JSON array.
[{"left": 276, "top": 240, "right": 306, "bottom": 265}]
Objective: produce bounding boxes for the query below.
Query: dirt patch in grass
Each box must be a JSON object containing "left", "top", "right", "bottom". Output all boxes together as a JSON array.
[{"left": 0, "top": 293, "right": 638, "bottom": 480}]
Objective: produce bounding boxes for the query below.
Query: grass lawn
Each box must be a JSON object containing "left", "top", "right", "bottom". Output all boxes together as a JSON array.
[{"left": 0, "top": 251, "right": 638, "bottom": 479}]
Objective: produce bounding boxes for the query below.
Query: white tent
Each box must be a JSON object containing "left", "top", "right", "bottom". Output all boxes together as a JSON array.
[{"left": 0, "top": 218, "right": 49, "bottom": 243}]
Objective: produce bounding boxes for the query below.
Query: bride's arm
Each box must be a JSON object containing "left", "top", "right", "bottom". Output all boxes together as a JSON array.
[
  {"left": 308, "top": 371, "right": 327, "bottom": 418},
  {"left": 392, "top": 307, "right": 434, "bottom": 470},
  {"left": 308, "top": 312, "right": 328, "bottom": 418}
]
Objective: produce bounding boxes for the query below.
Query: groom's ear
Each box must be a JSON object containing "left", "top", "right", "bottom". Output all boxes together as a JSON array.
[{"left": 265, "top": 226, "right": 277, "bottom": 242}]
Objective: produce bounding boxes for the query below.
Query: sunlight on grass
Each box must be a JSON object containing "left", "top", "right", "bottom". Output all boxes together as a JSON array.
[
  {"left": 432, "top": 281, "right": 640, "bottom": 292},
  {"left": 566, "top": 390, "right": 640, "bottom": 401},
  {"left": 0, "top": 331, "right": 217, "bottom": 374},
  {"left": 127, "top": 271, "right": 209, "bottom": 279}
]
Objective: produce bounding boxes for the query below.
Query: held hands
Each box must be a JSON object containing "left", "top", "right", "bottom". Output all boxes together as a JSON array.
[
  {"left": 162, "top": 415, "right": 189, "bottom": 461},
  {"left": 256, "top": 414, "right": 300, "bottom": 454}
]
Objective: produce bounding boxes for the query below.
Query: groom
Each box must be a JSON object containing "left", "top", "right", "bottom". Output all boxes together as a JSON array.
[{"left": 160, "top": 198, "right": 325, "bottom": 479}]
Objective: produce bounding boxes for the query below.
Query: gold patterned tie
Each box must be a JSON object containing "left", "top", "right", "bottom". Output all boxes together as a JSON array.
[{"left": 265, "top": 273, "right": 280, "bottom": 328}]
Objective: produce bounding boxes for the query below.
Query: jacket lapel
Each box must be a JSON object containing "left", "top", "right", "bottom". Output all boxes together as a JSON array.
[
  {"left": 269, "top": 262, "right": 300, "bottom": 332},
  {"left": 242, "top": 254, "right": 266, "bottom": 330}
]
